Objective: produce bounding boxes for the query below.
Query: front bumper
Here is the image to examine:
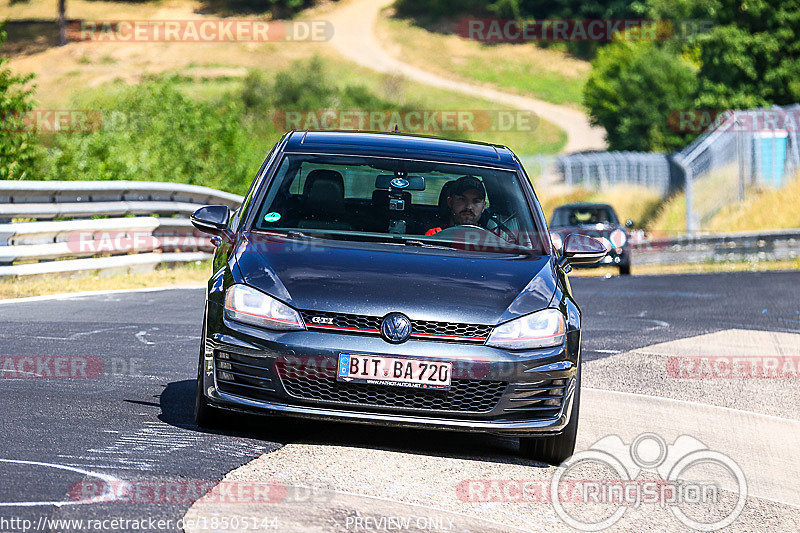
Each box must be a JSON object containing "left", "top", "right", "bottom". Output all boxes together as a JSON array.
[{"left": 201, "top": 303, "right": 580, "bottom": 437}]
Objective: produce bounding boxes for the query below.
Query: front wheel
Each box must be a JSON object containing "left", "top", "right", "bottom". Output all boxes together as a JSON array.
[{"left": 519, "top": 366, "right": 581, "bottom": 465}]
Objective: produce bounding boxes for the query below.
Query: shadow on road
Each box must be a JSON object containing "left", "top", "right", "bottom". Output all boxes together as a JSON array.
[{"left": 158, "top": 380, "right": 548, "bottom": 469}]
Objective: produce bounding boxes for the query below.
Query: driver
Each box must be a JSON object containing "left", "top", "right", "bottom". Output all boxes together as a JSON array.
[{"left": 425, "top": 175, "right": 486, "bottom": 236}]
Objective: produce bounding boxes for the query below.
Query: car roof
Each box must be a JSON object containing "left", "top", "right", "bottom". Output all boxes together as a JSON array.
[
  {"left": 555, "top": 202, "right": 616, "bottom": 211},
  {"left": 282, "top": 130, "right": 520, "bottom": 170}
]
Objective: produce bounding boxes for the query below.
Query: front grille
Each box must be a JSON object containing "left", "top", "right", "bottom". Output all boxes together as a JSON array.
[
  {"left": 215, "top": 351, "right": 507, "bottom": 414},
  {"left": 299, "top": 310, "right": 491, "bottom": 343},
  {"left": 502, "top": 378, "right": 568, "bottom": 420},
  {"left": 281, "top": 376, "right": 508, "bottom": 413},
  {"left": 214, "top": 351, "right": 277, "bottom": 401}
]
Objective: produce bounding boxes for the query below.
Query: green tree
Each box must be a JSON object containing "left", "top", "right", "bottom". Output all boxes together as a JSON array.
[
  {"left": 584, "top": 37, "right": 698, "bottom": 151},
  {"left": 0, "top": 24, "right": 38, "bottom": 180},
  {"left": 694, "top": 1, "right": 800, "bottom": 109},
  {"left": 647, "top": 0, "right": 800, "bottom": 109}
]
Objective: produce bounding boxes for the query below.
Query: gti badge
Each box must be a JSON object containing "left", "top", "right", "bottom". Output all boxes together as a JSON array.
[{"left": 381, "top": 313, "right": 412, "bottom": 343}]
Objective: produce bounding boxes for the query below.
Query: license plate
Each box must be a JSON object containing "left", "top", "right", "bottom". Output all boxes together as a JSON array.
[{"left": 337, "top": 353, "right": 452, "bottom": 390}]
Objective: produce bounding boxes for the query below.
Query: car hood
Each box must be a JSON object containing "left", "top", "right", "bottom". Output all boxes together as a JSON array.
[{"left": 234, "top": 232, "right": 557, "bottom": 326}]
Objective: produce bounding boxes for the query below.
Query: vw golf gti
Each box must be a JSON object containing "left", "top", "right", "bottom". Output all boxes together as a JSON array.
[{"left": 191, "top": 130, "right": 605, "bottom": 464}]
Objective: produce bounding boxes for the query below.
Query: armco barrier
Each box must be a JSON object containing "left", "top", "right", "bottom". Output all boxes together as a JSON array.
[
  {"left": 631, "top": 228, "right": 800, "bottom": 265},
  {"left": 2, "top": 181, "right": 794, "bottom": 275},
  {"left": 0, "top": 181, "right": 243, "bottom": 277}
]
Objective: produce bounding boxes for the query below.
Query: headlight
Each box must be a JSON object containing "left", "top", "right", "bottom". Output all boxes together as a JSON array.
[
  {"left": 609, "top": 229, "right": 627, "bottom": 249},
  {"left": 486, "top": 308, "right": 566, "bottom": 350},
  {"left": 550, "top": 232, "right": 563, "bottom": 252},
  {"left": 224, "top": 284, "right": 305, "bottom": 331}
]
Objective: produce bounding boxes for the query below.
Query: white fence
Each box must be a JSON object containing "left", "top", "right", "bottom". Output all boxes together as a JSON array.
[
  {"left": 676, "top": 104, "right": 800, "bottom": 232},
  {"left": 556, "top": 152, "right": 673, "bottom": 194},
  {"left": 0, "top": 181, "right": 243, "bottom": 278},
  {"left": 550, "top": 104, "right": 800, "bottom": 234}
]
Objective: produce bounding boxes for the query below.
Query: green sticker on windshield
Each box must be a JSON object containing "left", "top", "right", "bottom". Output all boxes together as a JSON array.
[{"left": 264, "top": 212, "right": 281, "bottom": 223}]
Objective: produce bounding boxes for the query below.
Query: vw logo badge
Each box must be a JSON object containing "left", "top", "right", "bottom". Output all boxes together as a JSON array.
[
  {"left": 381, "top": 313, "right": 412, "bottom": 343},
  {"left": 390, "top": 177, "right": 410, "bottom": 189}
]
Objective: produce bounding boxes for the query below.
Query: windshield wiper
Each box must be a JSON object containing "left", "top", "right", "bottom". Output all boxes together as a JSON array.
[{"left": 399, "top": 238, "right": 457, "bottom": 250}]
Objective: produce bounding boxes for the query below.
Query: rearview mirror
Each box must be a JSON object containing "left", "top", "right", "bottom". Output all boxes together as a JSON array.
[
  {"left": 375, "top": 175, "right": 426, "bottom": 191},
  {"left": 191, "top": 205, "right": 234, "bottom": 243},
  {"left": 557, "top": 233, "right": 607, "bottom": 268}
]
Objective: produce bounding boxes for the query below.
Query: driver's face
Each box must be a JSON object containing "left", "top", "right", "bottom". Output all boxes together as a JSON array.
[{"left": 448, "top": 189, "right": 486, "bottom": 225}]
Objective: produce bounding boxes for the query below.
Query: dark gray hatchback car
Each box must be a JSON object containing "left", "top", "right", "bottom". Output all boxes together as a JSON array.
[{"left": 191, "top": 131, "right": 605, "bottom": 464}]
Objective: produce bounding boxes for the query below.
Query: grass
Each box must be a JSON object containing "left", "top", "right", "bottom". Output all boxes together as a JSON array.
[
  {"left": 377, "top": 9, "right": 591, "bottom": 108},
  {"left": 55, "top": 57, "right": 568, "bottom": 157},
  {"left": 570, "top": 257, "right": 800, "bottom": 277},
  {"left": 0, "top": 260, "right": 211, "bottom": 300},
  {"left": 650, "top": 171, "right": 800, "bottom": 235},
  {"left": 706, "top": 173, "right": 800, "bottom": 232}
]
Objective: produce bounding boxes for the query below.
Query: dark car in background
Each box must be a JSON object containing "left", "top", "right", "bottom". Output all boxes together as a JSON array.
[
  {"left": 550, "top": 202, "right": 633, "bottom": 275},
  {"left": 190, "top": 130, "right": 606, "bottom": 464}
]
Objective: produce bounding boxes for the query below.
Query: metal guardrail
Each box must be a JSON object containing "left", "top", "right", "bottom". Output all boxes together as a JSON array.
[
  {"left": 631, "top": 228, "right": 800, "bottom": 265},
  {"left": 0, "top": 181, "right": 243, "bottom": 277}
]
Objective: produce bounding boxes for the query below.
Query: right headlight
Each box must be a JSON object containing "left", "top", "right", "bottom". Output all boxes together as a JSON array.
[
  {"left": 486, "top": 308, "right": 566, "bottom": 350},
  {"left": 224, "top": 284, "right": 305, "bottom": 331}
]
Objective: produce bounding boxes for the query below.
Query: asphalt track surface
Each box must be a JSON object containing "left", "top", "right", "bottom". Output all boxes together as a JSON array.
[{"left": 0, "top": 271, "right": 798, "bottom": 532}]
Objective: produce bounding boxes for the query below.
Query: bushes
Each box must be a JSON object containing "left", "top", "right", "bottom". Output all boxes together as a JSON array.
[
  {"left": 199, "top": 0, "right": 313, "bottom": 17},
  {"left": 0, "top": 24, "right": 38, "bottom": 180},
  {"left": 39, "top": 82, "right": 261, "bottom": 195},
  {"left": 36, "top": 57, "right": 421, "bottom": 194},
  {"left": 242, "top": 56, "right": 400, "bottom": 112},
  {"left": 583, "top": 38, "right": 697, "bottom": 151}
]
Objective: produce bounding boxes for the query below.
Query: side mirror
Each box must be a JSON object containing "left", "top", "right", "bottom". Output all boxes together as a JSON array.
[
  {"left": 625, "top": 219, "right": 634, "bottom": 228},
  {"left": 191, "top": 205, "right": 234, "bottom": 244},
  {"left": 557, "top": 233, "right": 607, "bottom": 269}
]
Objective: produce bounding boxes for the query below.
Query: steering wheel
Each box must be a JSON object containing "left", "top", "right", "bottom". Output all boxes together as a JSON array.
[
  {"left": 428, "top": 224, "right": 516, "bottom": 246},
  {"left": 484, "top": 210, "right": 518, "bottom": 243}
]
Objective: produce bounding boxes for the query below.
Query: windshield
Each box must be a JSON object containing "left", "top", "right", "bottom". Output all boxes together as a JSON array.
[
  {"left": 551, "top": 206, "right": 619, "bottom": 227},
  {"left": 251, "top": 154, "right": 546, "bottom": 254}
]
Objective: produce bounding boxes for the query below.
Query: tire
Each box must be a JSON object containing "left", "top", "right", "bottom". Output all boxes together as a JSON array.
[
  {"left": 519, "top": 365, "right": 581, "bottom": 465},
  {"left": 619, "top": 262, "right": 631, "bottom": 276},
  {"left": 194, "top": 326, "right": 225, "bottom": 429}
]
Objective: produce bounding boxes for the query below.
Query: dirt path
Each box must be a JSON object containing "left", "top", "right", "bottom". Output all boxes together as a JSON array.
[{"left": 325, "top": 0, "right": 606, "bottom": 153}]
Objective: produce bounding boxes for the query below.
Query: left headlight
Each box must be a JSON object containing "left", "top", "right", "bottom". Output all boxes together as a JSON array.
[
  {"left": 609, "top": 229, "right": 627, "bottom": 249},
  {"left": 224, "top": 284, "right": 305, "bottom": 331},
  {"left": 486, "top": 308, "right": 566, "bottom": 350}
]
